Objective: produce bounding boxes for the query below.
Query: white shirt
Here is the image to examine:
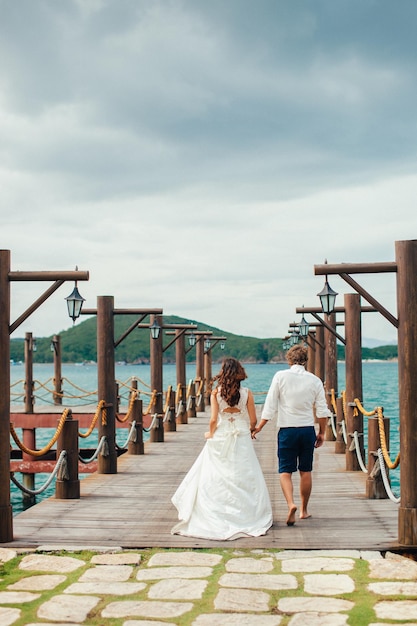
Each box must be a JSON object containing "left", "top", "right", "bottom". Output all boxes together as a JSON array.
[{"left": 261, "top": 364, "right": 332, "bottom": 428}]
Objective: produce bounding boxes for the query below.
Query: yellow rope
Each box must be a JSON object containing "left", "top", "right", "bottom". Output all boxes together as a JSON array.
[
  {"left": 377, "top": 406, "right": 400, "bottom": 469},
  {"left": 186, "top": 381, "right": 193, "bottom": 399},
  {"left": 145, "top": 389, "right": 157, "bottom": 414},
  {"left": 78, "top": 400, "right": 107, "bottom": 437},
  {"left": 195, "top": 378, "right": 203, "bottom": 396},
  {"left": 354, "top": 398, "right": 377, "bottom": 417},
  {"left": 330, "top": 389, "right": 337, "bottom": 414},
  {"left": 341, "top": 390, "right": 347, "bottom": 417},
  {"left": 115, "top": 392, "right": 138, "bottom": 423},
  {"left": 175, "top": 383, "right": 181, "bottom": 405},
  {"left": 10, "top": 409, "right": 71, "bottom": 456},
  {"left": 164, "top": 386, "right": 173, "bottom": 413}
]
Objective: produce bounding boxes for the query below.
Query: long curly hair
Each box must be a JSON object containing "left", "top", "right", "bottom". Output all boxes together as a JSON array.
[{"left": 214, "top": 357, "right": 247, "bottom": 407}]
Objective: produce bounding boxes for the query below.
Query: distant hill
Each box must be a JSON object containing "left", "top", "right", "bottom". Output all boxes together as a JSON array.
[
  {"left": 10, "top": 315, "right": 285, "bottom": 364},
  {"left": 10, "top": 315, "right": 398, "bottom": 364}
]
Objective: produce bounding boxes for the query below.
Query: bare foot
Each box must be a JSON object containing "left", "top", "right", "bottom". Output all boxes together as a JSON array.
[
  {"left": 286, "top": 505, "right": 297, "bottom": 526},
  {"left": 299, "top": 512, "right": 312, "bottom": 520}
]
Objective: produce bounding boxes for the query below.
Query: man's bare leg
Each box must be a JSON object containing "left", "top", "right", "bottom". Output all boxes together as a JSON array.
[
  {"left": 280, "top": 472, "right": 297, "bottom": 525},
  {"left": 299, "top": 470, "right": 312, "bottom": 519}
]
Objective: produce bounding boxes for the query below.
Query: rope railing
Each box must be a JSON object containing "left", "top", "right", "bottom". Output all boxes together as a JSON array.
[
  {"left": 352, "top": 431, "right": 368, "bottom": 473},
  {"left": 115, "top": 421, "right": 137, "bottom": 449},
  {"left": 10, "top": 409, "right": 71, "bottom": 456},
  {"left": 78, "top": 400, "right": 107, "bottom": 438},
  {"left": 377, "top": 406, "right": 400, "bottom": 469},
  {"left": 10, "top": 451, "right": 68, "bottom": 496},
  {"left": 79, "top": 436, "right": 109, "bottom": 463},
  {"left": 377, "top": 448, "right": 400, "bottom": 503},
  {"left": 115, "top": 391, "right": 138, "bottom": 423}
]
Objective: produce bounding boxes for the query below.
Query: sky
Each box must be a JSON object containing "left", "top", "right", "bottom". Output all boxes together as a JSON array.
[{"left": 1, "top": 0, "right": 416, "bottom": 345}]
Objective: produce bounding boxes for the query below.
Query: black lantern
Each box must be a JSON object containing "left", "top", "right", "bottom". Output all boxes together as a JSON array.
[
  {"left": 65, "top": 283, "right": 85, "bottom": 322},
  {"left": 298, "top": 314, "right": 309, "bottom": 338},
  {"left": 204, "top": 337, "right": 211, "bottom": 352},
  {"left": 289, "top": 327, "right": 299, "bottom": 346},
  {"left": 220, "top": 341, "right": 225, "bottom": 350},
  {"left": 188, "top": 332, "right": 196, "bottom": 347},
  {"left": 317, "top": 276, "right": 338, "bottom": 315},
  {"left": 150, "top": 319, "right": 161, "bottom": 340}
]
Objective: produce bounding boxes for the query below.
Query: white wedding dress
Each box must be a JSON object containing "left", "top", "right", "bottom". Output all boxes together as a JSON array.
[{"left": 171, "top": 387, "right": 273, "bottom": 540}]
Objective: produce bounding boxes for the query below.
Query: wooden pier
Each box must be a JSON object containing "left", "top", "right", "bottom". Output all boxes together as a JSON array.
[{"left": 6, "top": 407, "right": 400, "bottom": 551}]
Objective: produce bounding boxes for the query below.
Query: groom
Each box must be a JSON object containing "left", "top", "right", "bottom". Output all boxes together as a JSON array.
[{"left": 252, "top": 344, "right": 332, "bottom": 525}]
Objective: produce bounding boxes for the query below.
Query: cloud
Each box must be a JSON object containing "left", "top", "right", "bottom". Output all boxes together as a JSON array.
[{"left": 2, "top": 0, "right": 417, "bottom": 345}]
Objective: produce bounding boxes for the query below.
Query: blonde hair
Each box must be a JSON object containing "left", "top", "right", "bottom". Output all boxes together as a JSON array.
[{"left": 286, "top": 344, "right": 308, "bottom": 366}]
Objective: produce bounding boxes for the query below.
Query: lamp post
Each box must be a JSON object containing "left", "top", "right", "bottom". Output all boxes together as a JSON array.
[
  {"left": 80, "top": 304, "right": 164, "bottom": 468},
  {"left": 0, "top": 249, "right": 89, "bottom": 543},
  {"left": 314, "top": 243, "right": 417, "bottom": 544},
  {"left": 203, "top": 336, "right": 227, "bottom": 406}
]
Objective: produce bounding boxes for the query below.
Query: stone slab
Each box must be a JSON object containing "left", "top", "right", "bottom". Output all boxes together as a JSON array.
[
  {"left": 288, "top": 613, "right": 348, "bottom": 625},
  {"left": 0, "top": 607, "right": 21, "bottom": 626},
  {"left": 368, "top": 581, "right": 417, "bottom": 595},
  {"left": 193, "top": 615, "right": 283, "bottom": 625},
  {"left": 304, "top": 574, "right": 355, "bottom": 595},
  {"left": 91, "top": 552, "right": 142, "bottom": 565},
  {"left": 78, "top": 564, "right": 133, "bottom": 582},
  {"left": 148, "top": 552, "right": 222, "bottom": 567},
  {"left": 282, "top": 558, "right": 355, "bottom": 572},
  {"left": 148, "top": 578, "right": 208, "bottom": 599},
  {"left": 214, "top": 588, "right": 270, "bottom": 612},
  {"left": 278, "top": 597, "right": 354, "bottom": 613},
  {"left": 64, "top": 582, "right": 146, "bottom": 595},
  {"left": 374, "top": 600, "right": 417, "bottom": 620},
  {"left": 0, "top": 548, "right": 17, "bottom": 563},
  {"left": 37, "top": 594, "right": 100, "bottom": 623},
  {"left": 225, "top": 557, "right": 274, "bottom": 572},
  {"left": 219, "top": 573, "right": 297, "bottom": 590},
  {"left": 369, "top": 557, "right": 417, "bottom": 580},
  {"left": 7, "top": 574, "right": 66, "bottom": 591},
  {"left": 0, "top": 591, "right": 40, "bottom": 603},
  {"left": 102, "top": 600, "right": 193, "bottom": 619},
  {"left": 137, "top": 566, "right": 213, "bottom": 580},
  {"left": 19, "top": 554, "right": 85, "bottom": 573}
]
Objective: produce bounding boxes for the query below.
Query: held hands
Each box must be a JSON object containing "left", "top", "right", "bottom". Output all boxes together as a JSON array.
[{"left": 251, "top": 426, "right": 261, "bottom": 439}]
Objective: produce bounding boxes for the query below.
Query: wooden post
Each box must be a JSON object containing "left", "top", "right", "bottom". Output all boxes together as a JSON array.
[
  {"left": 195, "top": 338, "right": 205, "bottom": 412},
  {"left": 187, "top": 381, "right": 196, "bottom": 418},
  {"left": 21, "top": 428, "right": 36, "bottom": 505},
  {"left": 335, "top": 396, "right": 346, "bottom": 454},
  {"left": 396, "top": 239, "right": 417, "bottom": 545},
  {"left": 150, "top": 314, "right": 164, "bottom": 442},
  {"left": 344, "top": 293, "right": 364, "bottom": 472},
  {"left": 128, "top": 396, "right": 144, "bottom": 455},
  {"left": 307, "top": 332, "right": 316, "bottom": 374},
  {"left": 366, "top": 415, "right": 390, "bottom": 499},
  {"left": 175, "top": 329, "right": 187, "bottom": 424},
  {"left": 52, "top": 335, "right": 62, "bottom": 405},
  {"left": 324, "top": 312, "right": 338, "bottom": 441},
  {"left": 97, "top": 296, "right": 117, "bottom": 473},
  {"left": 165, "top": 387, "right": 176, "bottom": 432},
  {"left": 24, "top": 332, "right": 34, "bottom": 413},
  {"left": 0, "top": 250, "right": 13, "bottom": 542},
  {"left": 204, "top": 348, "right": 212, "bottom": 407},
  {"left": 314, "top": 326, "right": 325, "bottom": 382},
  {"left": 55, "top": 412, "right": 80, "bottom": 499}
]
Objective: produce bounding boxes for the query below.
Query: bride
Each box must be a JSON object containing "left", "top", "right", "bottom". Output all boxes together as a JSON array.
[{"left": 171, "top": 357, "right": 273, "bottom": 540}]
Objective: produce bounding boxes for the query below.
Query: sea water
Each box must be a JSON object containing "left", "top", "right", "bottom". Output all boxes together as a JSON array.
[{"left": 9, "top": 360, "right": 400, "bottom": 515}]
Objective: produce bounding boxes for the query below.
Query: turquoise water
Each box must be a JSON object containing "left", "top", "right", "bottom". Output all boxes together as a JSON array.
[{"left": 10, "top": 360, "right": 400, "bottom": 515}]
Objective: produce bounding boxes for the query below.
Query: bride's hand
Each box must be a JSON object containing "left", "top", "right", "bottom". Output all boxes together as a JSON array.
[{"left": 204, "top": 431, "right": 212, "bottom": 439}]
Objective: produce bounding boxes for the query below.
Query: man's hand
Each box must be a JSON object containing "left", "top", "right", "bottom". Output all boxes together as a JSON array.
[{"left": 315, "top": 433, "right": 325, "bottom": 448}]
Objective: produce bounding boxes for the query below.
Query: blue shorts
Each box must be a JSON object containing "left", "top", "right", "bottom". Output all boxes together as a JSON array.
[{"left": 277, "top": 426, "right": 317, "bottom": 474}]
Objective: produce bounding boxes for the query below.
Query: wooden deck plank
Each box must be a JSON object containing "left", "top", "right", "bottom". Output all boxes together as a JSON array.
[{"left": 6, "top": 408, "right": 400, "bottom": 551}]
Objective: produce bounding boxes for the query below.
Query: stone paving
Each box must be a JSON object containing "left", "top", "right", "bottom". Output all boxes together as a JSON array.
[{"left": 1, "top": 546, "right": 417, "bottom": 625}]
